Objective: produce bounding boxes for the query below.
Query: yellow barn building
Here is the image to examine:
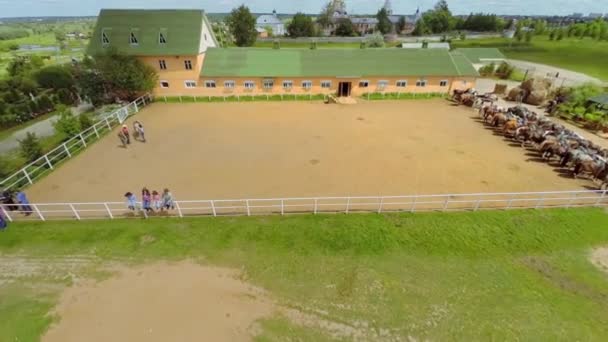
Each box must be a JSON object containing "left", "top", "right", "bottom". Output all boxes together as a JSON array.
[{"left": 88, "top": 9, "right": 480, "bottom": 98}]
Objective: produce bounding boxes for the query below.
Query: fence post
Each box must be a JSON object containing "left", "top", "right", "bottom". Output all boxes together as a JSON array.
[
  {"left": 93, "top": 124, "right": 100, "bottom": 138},
  {"left": 506, "top": 195, "right": 515, "bottom": 209},
  {"left": 63, "top": 143, "right": 71, "bottom": 158},
  {"left": 44, "top": 155, "right": 54, "bottom": 170},
  {"left": 313, "top": 198, "right": 318, "bottom": 214},
  {"left": 474, "top": 199, "right": 482, "bottom": 211},
  {"left": 142, "top": 96, "right": 146, "bottom": 106},
  {"left": 566, "top": 193, "right": 576, "bottom": 209},
  {"left": 410, "top": 196, "right": 417, "bottom": 213},
  {"left": 595, "top": 190, "right": 607, "bottom": 207},
  {"left": 79, "top": 134, "right": 87, "bottom": 147},
  {"left": 104, "top": 203, "right": 114, "bottom": 219},
  {"left": 0, "top": 206, "right": 12, "bottom": 222},
  {"left": 535, "top": 194, "right": 545, "bottom": 209},
  {"left": 134, "top": 102, "right": 139, "bottom": 113},
  {"left": 377, "top": 197, "right": 384, "bottom": 213},
  {"left": 281, "top": 199, "right": 285, "bottom": 215},
  {"left": 175, "top": 201, "right": 184, "bottom": 217},
  {"left": 210, "top": 200, "right": 217, "bottom": 217},
  {"left": 23, "top": 169, "right": 33, "bottom": 184},
  {"left": 345, "top": 197, "right": 351, "bottom": 214},
  {"left": 69, "top": 204, "right": 81, "bottom": 220},
  {"left": 105, "top": 117, "right": 112, "bottom": 130},
  {"left": 32, "top": 204, "right": 45, "bottom": 221},
  {"left": 442, "top": 196, "right": 450, "bottom": 211},
  {"left": 246, "top": 200, "right": 251, "bottom": 216}
]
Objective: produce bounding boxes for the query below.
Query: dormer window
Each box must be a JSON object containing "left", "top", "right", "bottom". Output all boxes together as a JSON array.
[
  {"left": 159, "top": 32, "right": 167, "bottom": 44},
  {"left": 129, "top": 31, "right": 138, "bottom": 45},
  {"left": 101, "top": 29, "right": 110, "bottom": 46}
]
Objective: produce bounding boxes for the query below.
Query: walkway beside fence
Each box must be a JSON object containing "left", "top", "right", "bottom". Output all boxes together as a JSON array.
[
  {"left": 1, "top": 190, "right": 606, "bottom": 222},
  {"left": 0, "top": 94, "right": 153, "bottom": 192}
]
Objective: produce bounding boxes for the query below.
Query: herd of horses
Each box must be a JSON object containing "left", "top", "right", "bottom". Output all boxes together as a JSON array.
[{"left": 453, "top": 89, "right": 608, "bottom": 190}]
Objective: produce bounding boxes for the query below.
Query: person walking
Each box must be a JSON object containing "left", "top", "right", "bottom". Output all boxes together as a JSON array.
[
  {"left": 134, "top": 121, "right": 146, "bottom": 142},
  {"left": 16, "top": 190, "right": 32, "bottom": 216},
  {"left": 161, "top": 188, "right": 174, "bottom": 211},
  {"left": 121, "top": 125, "right": 131, "bottom": 144},
  {"left": 117, "top": 130, "right": 128, "bottom": 148},
  {"left": 125, "top": 192, "right": 137, "bottom": 211}
]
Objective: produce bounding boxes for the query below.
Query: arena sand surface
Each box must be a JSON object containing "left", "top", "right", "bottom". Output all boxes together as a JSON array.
[{"left": 27, "top": 100, "right": 591, "bottom": 203}]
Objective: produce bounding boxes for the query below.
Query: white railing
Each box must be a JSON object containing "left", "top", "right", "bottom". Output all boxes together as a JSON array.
[
  {"left": 0, "top": 94, "right": 153, "bottom": 192},
  {"left": 1, "top": 190, "right": 606, "bottom": 222}
]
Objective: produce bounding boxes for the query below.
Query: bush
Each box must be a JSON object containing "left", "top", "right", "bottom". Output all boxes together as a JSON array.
[
  {"left": 78, "top": 113, "right": 94, "bottom": 130},
  {"left": 366, "top": 32, "right": 385, "bottom": 48},
  {"left": 37, "top": 95, "right": 54, "bottom": 113},
  {"left": 35, "top": 65, "right": 75, "bottom": 90},
  {"left": 19, "top": 132, "right": 43, "bottom": 162},
  {"left": 495, "top": 62, "right": 515, "bottom": 80},
  {"left": 53, "top": 107, "right": 80, "bottom": 138},
  {"left": 478, "top": 63, "right": 496, "bottom": 77},
  {"left": 56, "top": 88, "right": 75, "bottom": 105}
]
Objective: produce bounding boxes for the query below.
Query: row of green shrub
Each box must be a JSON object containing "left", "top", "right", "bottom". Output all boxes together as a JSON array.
[
  {"left": 159, "top": 94, "right": 329, "bottom": 103},
  {"left": 361, "top": 92, "right": 448, "bottom": 100}
]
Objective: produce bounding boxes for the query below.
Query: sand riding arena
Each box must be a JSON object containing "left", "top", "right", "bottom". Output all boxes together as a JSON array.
[{"left": 24, "top": 99, "right": 596, "bottom": 206}]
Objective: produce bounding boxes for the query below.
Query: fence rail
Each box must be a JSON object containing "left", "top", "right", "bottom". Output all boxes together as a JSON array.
[
  {"left": 2, "top": 190, "right": 606, "bottom": 222},
  {"left": 0, "top": 94, "right": 153, "bottom": 192}
]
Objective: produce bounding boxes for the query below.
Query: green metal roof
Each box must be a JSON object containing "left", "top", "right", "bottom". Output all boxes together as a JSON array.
[
  {"left": 200, "top": 48, "right": 480, "bottom": 78},
  {"left": 454, "top": 48, "right": 506, "bottom": 63},
  {"left": 87, "top": 9, "right": 211, "bottom": 56},
  {"left": 589, "top": 94, "right": 608, "bottom": 106}
]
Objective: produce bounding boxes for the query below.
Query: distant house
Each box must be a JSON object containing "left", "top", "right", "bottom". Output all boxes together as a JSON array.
[
  {"left": 588, "top": 13, "right": 604, "bottom": 19},
  {"left": 351, "top": 18, "right": 378, "bottom": 34},
  {"left": 256, "top": 27, "right": 268, "bottom": 38},
  {"left": 256, "top": 10, "right": 285, "bottom": 36}
]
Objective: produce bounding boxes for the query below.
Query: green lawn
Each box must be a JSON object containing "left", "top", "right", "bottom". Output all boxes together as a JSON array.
[
  {"left": 1, "top": 209, "right": 608, "bottom": 341},
  {"left": 452, "top": 36, "right": 608, "bottom": 81}
]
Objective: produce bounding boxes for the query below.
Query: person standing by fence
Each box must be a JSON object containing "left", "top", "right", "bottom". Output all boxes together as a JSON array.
[
  {"left": 0, "top": 210, "right": 7, "bottom": 230},
  {"left": 125, "top": 192, "right": 137, "bottom": 211},
  {"left": 16, "top": 191, "right": 32, "bottom": 216},
  {"left": 142, "top": 188, "right": 153, "bottom": 213},
  {"left": 162, "top": 188, "right": 175, "bottom": 211}
]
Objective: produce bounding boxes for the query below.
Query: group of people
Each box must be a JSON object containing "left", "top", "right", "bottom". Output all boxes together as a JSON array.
[
  {"left": 1, "top": 190, "right": 32, "bottom": 230},
  {"left": 118, "top": 120, "right": 146, "bottom": 147},
  {"left": 124, "top": 187, "right": 174, "bottom": 213}
]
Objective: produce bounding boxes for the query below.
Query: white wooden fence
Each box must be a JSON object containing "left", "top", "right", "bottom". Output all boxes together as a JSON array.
[
  {"left": 0, "top": 94, "right": 153, "bottom": 192},
  {"left": 1, "top": 190, "right": 606, "bottom": 222}
]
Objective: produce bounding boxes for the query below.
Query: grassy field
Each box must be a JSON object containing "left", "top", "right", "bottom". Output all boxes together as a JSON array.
[
  {"left": 1, "top": 209, "right": 608, "bottom": 340},
  {"left": 452, "top": 36, "right": 608, "bottom": 81}
]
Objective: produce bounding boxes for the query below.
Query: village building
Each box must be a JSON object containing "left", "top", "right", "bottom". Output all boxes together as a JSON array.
[
  {"left": 88, "top": 9, "right": 480, "bottom": 97},
  {"left": 255, "top": 10, "right": 286, "bottom": 37}
]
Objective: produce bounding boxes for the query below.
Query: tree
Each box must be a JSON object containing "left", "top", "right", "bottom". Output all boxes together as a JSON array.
[
  {"left": 335, "top": 18, "right": 357, "bottom": 37},
  {"left": 35, "top": 65, "right": 75, "bottom": 90},
  {"left": 412, "top": 19, "right": 430, "bottom": 36},
  {"left": 287, "top": 12, "right": 315, "bottom": 38},
  {"left": 549, "top": 30, "right": 556, "bottom": 40},
  {"left": 8, "top": 43, "right": 19, "bottom": 51},
  {"left": 7, "top": 56, "right": 44, "bottom": 77},
  {"left": 525, "top": 30, "right": 533, "bottom": 43},
  {"left": 53, "top": 106, "right": 80, "bottom": 138},
  {"left": 19, "top": 132, "right": 43, "bottom": 162},
  {"left": 76, "top": 70, "right": 106, "bottom": 107},
  {"left": 226, "top": 5, "right": 257, "bottom": 47},
  {"left": 376, "top": 8, "right": 392, "bottom": 35},
  {"left": 415, "top": 0, "right": 453, "bottom": 34},
  {"left": 37, "top": 94, "right": 54, "bottom": 112},
  {"left": 56, "top": 88, "right": 75, "bottom": 105},
  {"left": 92, "top": 49, "right": 157, "bottom": 100},
  {"left": 54, "top": 30, "right": 66, "bottom": 43},
  {"left": 556, "top": 29, "right": 564, "bottom": 41},
  {"left": 515, "top": 29, "right": 524, "bottom": 42},
  {"left": 478, "top": 63, "right": 496, "bottom": 77},
  {"left": 495, "top": 62, "right": 515, "bottom": 79},
  {"left": 396, "top": 16, "right": 407, "bottom": 33},
  {"left": 317, "top": 1, "right": 334, "bottom": 29}
]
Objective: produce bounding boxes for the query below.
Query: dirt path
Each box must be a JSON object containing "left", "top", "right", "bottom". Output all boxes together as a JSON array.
[
  {"left": 25, "top": 100, "right": 593, "bottom": 204},
  {"left": 591, "top": 247, "right": 608, "bottom": 275},
  {"left": 507, "top": 59, "right": 606, "bottom": 86}
]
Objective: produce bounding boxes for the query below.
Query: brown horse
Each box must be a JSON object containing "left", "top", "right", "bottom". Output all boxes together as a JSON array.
[
  {"left": 503, "top": 119, "right": 519, "bottom": 137},
  {"left": 573, "top": 160, "right": 605, "bottom": 179},
  {"left": 491, "top": 113, "right": 509, "bottom": 127}
]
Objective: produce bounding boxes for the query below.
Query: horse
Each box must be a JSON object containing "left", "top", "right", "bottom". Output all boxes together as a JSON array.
[
  {"left": 503, "top": 119, "right": 519, "bottom": 137},
  {"left": 573, "top": 159, "right": 606, "bottom": 179}
]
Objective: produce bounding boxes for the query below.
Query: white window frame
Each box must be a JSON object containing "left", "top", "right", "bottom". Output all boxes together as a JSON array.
[
  {"left": 302, "top": 80, "right": 313, "bottom": 90},
  {"left": 359, "top": 80, "right": 370, "bottom": 88},
  {"left": 101, "top": 29, "right": 110, "bottom": 46},
  {"left": 282, "top": 80, "right": 293, "bottom": 90},
  {"left": 396, "top": 80, "right": 408, "bottom": 87},
  {"left": 158, "top": 59, "right": 167, "bottom": 70},
  {"left": 439, "top": 80, "right": 448, "bottom": 87},
  {"left": 184, "top": 80, "right": 197, "bottom": 89},
  {"left": 129, "top": 31, "right": 138, "bottom": 46},
  {"left": 204, "top": 80, "right": 216, "bottom": 88},
  {"left": 416, "top": 79, "right": 427, "bottom": 87},
  {"left": 160, "top": 80, "right": 169, "bottom": 88},
  {"left": 321, "top": 80, "right": 332, "bottom": 89},
  {"left": 244, "top": 81, "right": 256, "bottom": 90},
  {"left": 184, "top": 60, "right": 193, "bottom": 70},
  {"left": 224, "top": 80, "right": 235, "bottom": 89},
  {"left": 262, "top": 79, "right": 274, "bottom": 89},
  {"left": 159, "top": 32, "right": 167, "bottom": 44},
  {"left": 377, "top": 80, "right": 389, "bottom": 90}
]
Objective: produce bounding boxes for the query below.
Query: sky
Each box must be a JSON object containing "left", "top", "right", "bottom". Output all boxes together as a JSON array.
[{"left": 0, "top": 0, "right": 607, "bottom": 18}]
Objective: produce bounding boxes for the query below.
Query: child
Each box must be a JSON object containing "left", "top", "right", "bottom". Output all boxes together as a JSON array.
[
  {"left": 161, "top": 188, "right": 174, "bottom": 211},
  {"left": 121, "top": 125, "right": 131, "bottom": 144},
  {"left": 124, "top": 192, "right": 137, "bottom": 211},
  {"left": 142, "top": 188, "right": 153, "bottom": 213},
  {"left": 152, "top": 190, "right": 161, "bottom": 211}
]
